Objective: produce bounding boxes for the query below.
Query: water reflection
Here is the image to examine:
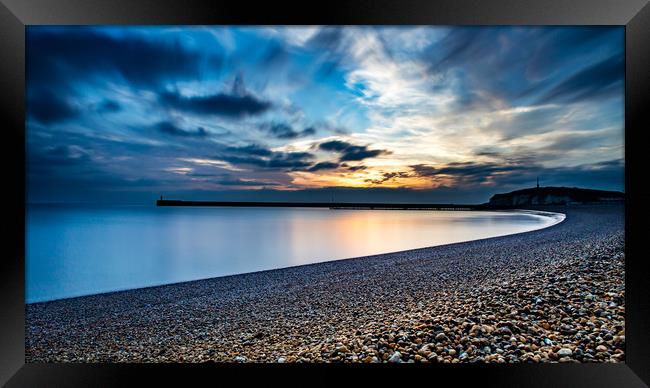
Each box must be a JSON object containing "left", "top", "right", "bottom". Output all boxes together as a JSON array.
[{"left": 26, "top": 205, "right": 562, "bottom": 303}]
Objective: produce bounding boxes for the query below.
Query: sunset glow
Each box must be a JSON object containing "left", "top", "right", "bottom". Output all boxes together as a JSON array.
[{"left": 26, "top": 26, "right": 624, "bottom": 203}]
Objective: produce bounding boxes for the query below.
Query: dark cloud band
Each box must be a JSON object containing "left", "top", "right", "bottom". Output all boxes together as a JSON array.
[
  {"left": 318, "top": 140, "right": 390, "bottom": 162},
  {"left": 160, "top": 90, "right": 272, "bottom": 119}
]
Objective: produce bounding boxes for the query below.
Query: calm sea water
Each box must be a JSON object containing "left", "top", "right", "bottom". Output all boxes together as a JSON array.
[{"left": 26, "top": 204, "right": 564, "bottom": 303}]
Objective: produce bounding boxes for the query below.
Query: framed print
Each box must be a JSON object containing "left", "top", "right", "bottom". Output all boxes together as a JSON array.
[{"left": 1, "top": 0, "right": 649, "bottom": 386}]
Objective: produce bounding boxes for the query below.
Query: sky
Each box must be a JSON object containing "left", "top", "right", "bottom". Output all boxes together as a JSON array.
[{"left": 26, "top": 26, "right": 625, "bottom": 204}]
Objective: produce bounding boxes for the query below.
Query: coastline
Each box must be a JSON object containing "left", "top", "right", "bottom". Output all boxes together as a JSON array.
[
  {"left": 25, "top": 205, "right": 624, "bottom": 363},
  {"left": 26, "top": 208, "right": 565, "bottom": 304},
  {"left": 25, "top": 207, "right": 564, "bottom": 304}
]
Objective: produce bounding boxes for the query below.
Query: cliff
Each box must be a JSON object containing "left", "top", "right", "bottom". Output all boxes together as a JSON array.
[{"left": 488, "top": 187, "right": 624, "bottom": 207}]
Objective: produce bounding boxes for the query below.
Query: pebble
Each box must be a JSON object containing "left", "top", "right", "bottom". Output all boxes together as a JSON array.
[
  {"left": 24, "top": 206, "right": 625, "bottom": 364},
  {"left": 388, "top": 351, "right": 402, "bottom": 363}
]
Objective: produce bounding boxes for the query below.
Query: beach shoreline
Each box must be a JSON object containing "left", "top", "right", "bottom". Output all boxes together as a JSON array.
[
  {"left": 25, "top": 205, "right": 624, "bottom": 363},
  {"left": 26, "top": 207, "right": 565, "bottom": 305}
]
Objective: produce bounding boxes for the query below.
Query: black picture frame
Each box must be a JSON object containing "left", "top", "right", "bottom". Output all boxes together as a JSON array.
[{"left": 1, "top": 0, "right": 648, "bottom": 386}]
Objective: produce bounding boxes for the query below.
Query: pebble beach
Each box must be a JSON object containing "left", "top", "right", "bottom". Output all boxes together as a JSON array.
[{"left": 25, "top": 205, "right": 625, "bottom": 363}]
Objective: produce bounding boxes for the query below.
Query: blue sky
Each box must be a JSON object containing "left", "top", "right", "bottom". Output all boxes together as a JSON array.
[{"left": 26, "top": 26, "right": 624, "bottom": 204}]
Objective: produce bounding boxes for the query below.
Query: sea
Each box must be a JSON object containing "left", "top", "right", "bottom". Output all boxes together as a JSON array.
[{"left": 26, "top": 204, "right": 564, "bottom": 303}]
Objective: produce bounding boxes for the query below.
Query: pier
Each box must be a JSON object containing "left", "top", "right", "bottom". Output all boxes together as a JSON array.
[{"left": 156, "top": 199, "right": 486, "bottom": 210}]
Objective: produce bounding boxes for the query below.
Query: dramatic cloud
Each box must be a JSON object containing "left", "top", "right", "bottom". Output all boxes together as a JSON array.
[
  {"left": 218, "top": 147, "right": 315, "bottom": 170},
  {"left": 365, "top": 171, "right": 411, "bottom": 185},
  {"left": 155, "top": 122, "right": 208, "bottom": 138},
  {"left": 260, "top": 122, "right": 317, "bottom": 139},
  {"left": 214, "top": 176, "right": 281, "bottom": 187},
  {"left": 306, "top": 162, "right": 341, "bottom": 172},
  {"left": 410, "top": 164, "right": 437, "bottom": 177},
  {"left": 224, "top": 144, "right": 273, "bottom": 157},
  {"left": 160, "top": 90, "right": 272, "bottom": 119},
  {"left": 406, "top": 159, "right": 624, "bottom": 190},
  {"left": 26, "top": 26, "right": 625, "bottom": 204},
  {"left": 424, "top": 26, "right": 623, "bottom": 109},
  {"left": 29, "top": 145, "right": 92, "bottom": 167},
  {"left": 425, "top": 161, "right": 529, "bottom": 185},
  {"left": 538, "top": 54, "right": 624, "bottom": 104},
  {"left": 345, "top": 165, "right": 367, "bottom": 172},
  {"left": 27, "top": 27, "right": 214, "bottom": 89},
  {"left": 304, "top": 27, "right": 347, "bottom": 77},
  {"left": 267, "top": 152, "right": 315, "bottom": 168},
  {"left": 27, "top": 90, "right": 79, "bottom": 124},
  {"left": 318, "top": 140, "right": 390, "bottom": 162}
]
